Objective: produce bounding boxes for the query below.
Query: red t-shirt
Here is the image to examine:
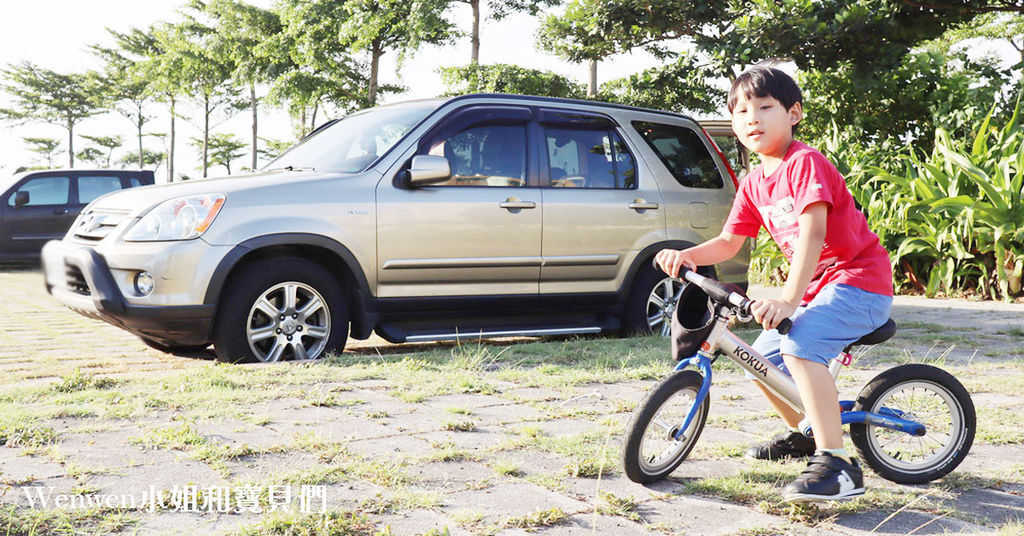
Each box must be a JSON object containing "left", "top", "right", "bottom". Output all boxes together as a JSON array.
[{"left": 724, "top": 141, "right": 893, "bottom": 303}]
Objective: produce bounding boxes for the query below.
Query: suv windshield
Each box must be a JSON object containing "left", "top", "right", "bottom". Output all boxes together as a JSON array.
[{"left": 266, "top": 103, "right": 436, "bottom": 173}]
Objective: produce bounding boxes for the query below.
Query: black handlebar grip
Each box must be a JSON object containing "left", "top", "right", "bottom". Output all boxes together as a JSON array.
[{"left": 777, "top": 318, "right": 793, "bottom": 335}]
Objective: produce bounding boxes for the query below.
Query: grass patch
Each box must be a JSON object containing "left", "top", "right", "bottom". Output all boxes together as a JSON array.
[
  {"left": 502, "top": 507, "right": 568, "bottom": 530},
  {"left": 501, "top": 424, "right": 618, "bottom": 479},
  {"left": 490, "top": 459, "right": 522, "bottom": 477},
  {"left": 51, "top": 369, "right": 119, "bottom": 393},
  {"left": 0, "top": 505, "right": 136, "bottom": 536},
  {"left": 596, "top": 491, "right": 641, "bottom": 521},
  {"left": 0, "top": 419, "right": 58, "bottom": 447},
  {"left": 234, "top": 511, "right": 376, "bottom": 536},
  {"left": 975, "top": 405, "right": 1024, "bottom": 445},
  {"left": 442, "top": 420, "right": 477, "bottom": 432}
]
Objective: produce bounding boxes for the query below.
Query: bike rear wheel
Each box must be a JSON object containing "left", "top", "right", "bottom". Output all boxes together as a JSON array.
[
  {"left": 850, "top": 364, "right": 975, "bottom": 484},
  {"left": 622, "top": 370, "right": 709, "bottom": 484}
]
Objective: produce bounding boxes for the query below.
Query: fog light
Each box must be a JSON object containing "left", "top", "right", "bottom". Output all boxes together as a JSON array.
[{"left": 134, "top": 272, "right": 155, "bottom": 296}]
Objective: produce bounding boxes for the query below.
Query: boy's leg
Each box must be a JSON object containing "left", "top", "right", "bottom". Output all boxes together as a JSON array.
[
  {"left": 781, "top": 356, "right": 842, "bottom": 449},
  {"left": 745, "top": 327, "right": 816, "bottom": 460}
]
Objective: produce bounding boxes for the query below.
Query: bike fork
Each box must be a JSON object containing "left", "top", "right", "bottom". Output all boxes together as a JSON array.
[{"left": 671, "top": 352, "right": 714, "bottom": 441}]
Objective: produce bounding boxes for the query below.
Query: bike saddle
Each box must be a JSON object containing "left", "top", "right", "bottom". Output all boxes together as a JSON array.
[{"left": 847, "top": 318, "right": 897, "bottom": 349}]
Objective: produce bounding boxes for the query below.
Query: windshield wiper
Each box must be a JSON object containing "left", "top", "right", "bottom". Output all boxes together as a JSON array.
[{"left": 265, "top": 165, "right": 316, "bottom": 173}]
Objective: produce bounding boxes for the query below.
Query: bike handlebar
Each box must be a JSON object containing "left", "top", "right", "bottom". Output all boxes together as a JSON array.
[{"left": 655, "top": 259, "right": 792, "bottom": 335}]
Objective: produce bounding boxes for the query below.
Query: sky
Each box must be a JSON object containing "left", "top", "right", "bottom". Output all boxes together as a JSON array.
[
  {"left": 0, "top": 0, "right": 667, "bottom": 181},
  {"left": 0, "top": 2, "right": 1017, "bottom": 182}
]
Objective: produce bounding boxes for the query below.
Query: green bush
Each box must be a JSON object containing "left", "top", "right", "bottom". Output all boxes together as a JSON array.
[{"left": 749, "top": 89, "right": 1023, "bottom": 301}]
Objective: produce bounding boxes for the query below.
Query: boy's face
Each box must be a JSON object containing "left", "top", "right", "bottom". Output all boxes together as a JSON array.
[{"left": 730, "top": 94, "right": 803, "bottom": 159}]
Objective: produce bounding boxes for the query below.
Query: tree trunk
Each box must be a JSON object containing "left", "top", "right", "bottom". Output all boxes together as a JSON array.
[
  {"left": 588, "top": 60, "right": 598, "bottom": 98},
  {"left": 137, "top": 105, "right": 144, "bottom": 170},
  {"left": 368, "top": 42, "right": 383, "bottom": 106},
  {"left": 169, "top": 96, "right": 176, "bottom": 182},
  {"left": 67, "top": 121, "right": 74, "bottom": 168},
  {"left": 471, "top": 0, "right": 480, "bottom": 64},
  {"left": 203, "top": 93, "right": 211, "bottom": 178},
  {"left": 300, "top": 107, "right": 307, "bottom": 139},
  {"left": 250, "top": 83, "right": 258, "bottom": 171},
  {"left": 311, "top": 101, "right": 319, "bottom": 133}
]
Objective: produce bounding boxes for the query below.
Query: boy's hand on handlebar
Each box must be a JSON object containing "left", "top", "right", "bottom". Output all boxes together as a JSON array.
[
  {"left": 655, "top": 249, "right": 697, "bottom": 278},
  {"left": 751, "top": 299, "right": 797, "bottom": 331}
]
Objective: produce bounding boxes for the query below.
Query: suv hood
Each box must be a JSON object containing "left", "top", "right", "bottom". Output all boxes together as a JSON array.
[{"left": 86, "top": 170, "right": 344, "bottom": 217}]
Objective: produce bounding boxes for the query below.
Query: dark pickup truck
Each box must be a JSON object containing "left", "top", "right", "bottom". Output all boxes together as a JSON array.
[{"left": 1, "top": 169, "right": 155, "bottom": 258}]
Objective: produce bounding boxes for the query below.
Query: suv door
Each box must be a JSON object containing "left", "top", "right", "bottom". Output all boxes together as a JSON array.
[
  {"left": 537, "top": 109, "right": 664, "bottom": 293},
  {"left": 376, "top": 105, "right": 542, "bottom": 298},
  {"left": 2, "top": 173, "right": 74, "bottom": 254}
]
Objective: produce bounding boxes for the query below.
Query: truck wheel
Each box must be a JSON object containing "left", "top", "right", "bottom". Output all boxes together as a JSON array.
[{"left": 213, "top": 257, "right": 348, "bottom": 363}]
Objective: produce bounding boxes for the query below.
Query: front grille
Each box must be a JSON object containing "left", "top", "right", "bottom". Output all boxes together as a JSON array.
[
  {"left": 73, "top": 210, "right": 130, "bottom": 241},
  {"left": 65, "top": 264, "right": 90, "bottom": 296}
]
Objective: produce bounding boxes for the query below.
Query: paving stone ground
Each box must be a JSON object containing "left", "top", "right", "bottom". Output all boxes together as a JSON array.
[{"left": 1, "top": 262, "right": 1023, "bottom": 535}]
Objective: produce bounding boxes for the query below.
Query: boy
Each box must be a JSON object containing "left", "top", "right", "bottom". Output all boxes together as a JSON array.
[{"left": 656, "top": 65, "right": 893, "bottom": 502}]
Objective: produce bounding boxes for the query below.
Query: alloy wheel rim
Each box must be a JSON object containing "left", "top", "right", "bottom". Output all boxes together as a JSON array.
[
  {"left": 646, "top": 277, "right": 685, "bottom": 337},
  {"left": 866, "top": 380, "right": 963, "bottom": 472},
  {"left": 246, "top": 282, "right": 331, "bottom": 362}
]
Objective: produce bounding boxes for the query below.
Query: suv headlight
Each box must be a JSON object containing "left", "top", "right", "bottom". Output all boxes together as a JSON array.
[{"left": 124, "top": 194, "right": 226, "bottom": 242}]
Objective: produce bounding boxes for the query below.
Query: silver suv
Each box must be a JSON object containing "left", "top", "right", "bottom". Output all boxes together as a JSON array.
[{"left": 42, "top": 94, "right": 748, "bottom": 362}]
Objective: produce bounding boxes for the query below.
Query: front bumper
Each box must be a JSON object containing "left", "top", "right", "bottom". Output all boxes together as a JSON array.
[{"left": 41, "top": 240, "right": 215, "bottom": 347}]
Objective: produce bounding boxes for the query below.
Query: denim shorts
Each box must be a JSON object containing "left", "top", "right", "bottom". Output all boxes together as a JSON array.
[{"left": 747, "top": 284, "right": 892, "bottom": 376}]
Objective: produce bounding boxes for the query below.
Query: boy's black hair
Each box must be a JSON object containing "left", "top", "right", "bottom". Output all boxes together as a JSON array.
[{"left": 727, "top": 66, "right": 803, "bottom": 114}]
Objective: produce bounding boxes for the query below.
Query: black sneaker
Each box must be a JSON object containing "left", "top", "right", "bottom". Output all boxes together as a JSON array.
[
  {"left": 782, "top": 451, "right": 865, "bottom": 503},
  {"left": 746, "top": 431, "right": 816, "bottom": 461}
]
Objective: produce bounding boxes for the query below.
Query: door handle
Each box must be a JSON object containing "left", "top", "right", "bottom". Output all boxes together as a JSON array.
[
  {"left": 499, "top": 198, "right": 536, "bottom": 210},
  {"left": 52, "top": 208, "right": 68, "bottom": 215},
  {"left": 628, "top": 199, "right": 659, "bottom": 211}
]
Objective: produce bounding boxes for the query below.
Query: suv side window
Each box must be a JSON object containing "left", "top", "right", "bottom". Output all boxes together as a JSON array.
[
  {"left": 633, "top": 121, "right": 723, "bottom": 189},
  {"left": 544, "top": 127, "right": 636, "bottom": 189},
  {"left": 419, "top": 106, "right": 530, "bottom": 187},
  {"left": 78, "top": 175, "right": 123, "bottom": 204},
  {"left": 8, "top": 176, "right": 70, "bottom": 206}
]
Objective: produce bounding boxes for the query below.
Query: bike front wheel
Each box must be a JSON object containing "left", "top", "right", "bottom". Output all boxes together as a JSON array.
[
  {"left": 622, "top": 370, "right": 709, "bottom": 484},
  {"left": 850, "top": 364, "right": 975, "bottom": 484}
]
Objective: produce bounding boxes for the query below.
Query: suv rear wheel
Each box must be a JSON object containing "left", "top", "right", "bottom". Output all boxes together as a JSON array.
[{"left": 213, "top": 257, "right": 348, "bottom": 363}]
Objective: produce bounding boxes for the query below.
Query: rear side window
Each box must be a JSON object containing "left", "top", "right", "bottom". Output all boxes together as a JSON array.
[
  {"left": 78, "top": 176, "right": 123, "bottom": 204},
  {"left": 543, "top": 127, "right": 636, "bottom": 189},
  {"left": 633, "top": 121, "right": 723, "bottom": 189},
  {"left": 9, "top": 176, "right": 70, "bottom": 206}
]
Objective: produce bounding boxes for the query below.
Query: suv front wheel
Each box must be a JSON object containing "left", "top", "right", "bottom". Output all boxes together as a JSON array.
[{"left": 213, "top": 257, "right": 348, "bottom": 363}]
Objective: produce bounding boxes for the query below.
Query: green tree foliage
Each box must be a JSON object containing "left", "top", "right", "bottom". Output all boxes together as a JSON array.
[
  {"left": 337, "top": 0, "right": 455, "bottom": 106},
  {"left": 928, "top": 12, "right": 1024, "bottom": 66},
  {"left": 799, "top": 50, "right": 1010, "bottom": 147},
  {"left": 273, "top": 0, "right": 380, "bottom": 136},
  {"left": 80, "top": 135, "right": 124, "bottom": 168},
  {"left": 117, "top": 149, "right": 165, "bottom": 170},
  {"left": 194, "top": 0, "right": 285, "bottom": 170},
  {"left": 192, "top": 133, "right": 246, "bottom": 175},
  {"left": 0, "top": 62, "right": 106, "bottom": 167},
  {"left": 170, "top": 10, "right": 246, "bottom": 178},
  {"left": 597, "top": 53, "right": 724, "bottom": 114},
  {"left": 438, "top": 63, "right": 584, "bottom": 98},
  {"left": 21, "top": 136, "right": 62, "bottom": 168},
  {"left": 103, "top": 25, "right": 187, "bottom": 182},
  {"left": 91, "top": 35, "right": 155, "bottom": 171}
]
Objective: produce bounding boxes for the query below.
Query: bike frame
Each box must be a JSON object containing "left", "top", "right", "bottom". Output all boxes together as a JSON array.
[{"left": 669, "top": 307, "right": 926, "bottom": 442}]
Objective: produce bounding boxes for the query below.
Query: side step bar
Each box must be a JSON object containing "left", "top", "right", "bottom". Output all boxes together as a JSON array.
[{"left": 405, "top": 326, "right": 602, "bottom": 342}]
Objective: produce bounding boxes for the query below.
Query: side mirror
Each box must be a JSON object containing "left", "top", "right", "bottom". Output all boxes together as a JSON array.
[
  {"left": 400, "top": 155, "right": 451, "bottom": 188},
  {"left": 14, "top": 191, "right": 29, "bottom": 207}
]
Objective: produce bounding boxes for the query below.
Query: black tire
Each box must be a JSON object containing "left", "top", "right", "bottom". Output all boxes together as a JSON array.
[
  {"left": 850, "top": 364, "right": 975, "bottom": 484},
  {"left": 139, "top": 337, "right": 210, "bottom": 357},
  {"left": 624, "top": 261, "right": 684, "bottom": 336},
  {"left": 213, "top": 257, "right": 348, "bottom": 363},
  {"left": 622, "top": 370, "right": 709, "bottom": 483}
]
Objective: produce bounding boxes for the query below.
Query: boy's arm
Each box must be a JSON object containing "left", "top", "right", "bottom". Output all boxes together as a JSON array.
[
  {"left": 655, "top": 232, "right": 748, "bottom": 278},
  {"left": 752, "top": 202, "right": 828, "bottom": 330}
]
